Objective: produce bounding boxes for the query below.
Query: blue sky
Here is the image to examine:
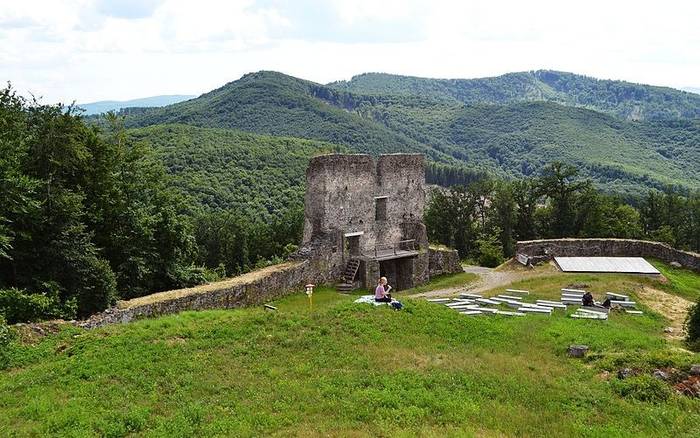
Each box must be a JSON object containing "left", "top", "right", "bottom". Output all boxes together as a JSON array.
[{"left": 1, "top": 0, "right": 698, "bottom": 102}]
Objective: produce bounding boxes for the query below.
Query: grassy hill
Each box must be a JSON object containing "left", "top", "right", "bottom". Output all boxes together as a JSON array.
[
  {"left": 2, "top": 265, "right": 699, "bottom": 436},
  {"left": 126, "top": 124, "right": 344, "bottom": 215},
  {"left": 122, "top": 71, "right": 700, "bottom": 196},
  {"left": 329, "top": 70, "right": 700, "bottom": 121}
]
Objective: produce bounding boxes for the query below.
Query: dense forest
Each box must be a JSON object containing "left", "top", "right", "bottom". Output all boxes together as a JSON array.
[
  {"left": 329, "top": 70, "right": 700, "bottom": 121},
  {"left": 0, "top": 88, "right": 303, "bottom": 324},
  {"left": 116, "top": 71, "right": 700, "bottom": 196},
  {"left": 425, "top": 163, "right": 700, "bottom": 267}
]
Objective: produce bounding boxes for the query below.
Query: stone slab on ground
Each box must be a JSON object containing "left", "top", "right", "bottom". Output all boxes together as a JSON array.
[
  {"left": 518, "top": 307, "right": 552, "bottom": 315},
  {"left": 505, "top": 289, "right": 529, "bottom": 295}
]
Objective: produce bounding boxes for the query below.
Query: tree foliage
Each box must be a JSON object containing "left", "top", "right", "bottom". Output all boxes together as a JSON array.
[{"left": 425, "top": 163, "right": 698, "bottom": 263}]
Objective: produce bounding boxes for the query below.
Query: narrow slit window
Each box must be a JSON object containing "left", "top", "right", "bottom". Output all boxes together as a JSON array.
[{"left": 375, "top": 197, "right": 387, "bottom": 221}]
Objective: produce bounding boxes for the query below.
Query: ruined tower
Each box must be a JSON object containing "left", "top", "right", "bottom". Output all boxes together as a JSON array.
[{"left": 298, "top": 153, "right": 431, "bottom": 291}]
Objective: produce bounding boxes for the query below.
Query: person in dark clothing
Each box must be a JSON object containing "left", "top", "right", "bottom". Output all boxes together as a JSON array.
[
  {"left": 602, "top": 298, "right": 612, "bottom": 308},
  {"left": 582, "top": 291, "right": 594, "bottom": 307}
]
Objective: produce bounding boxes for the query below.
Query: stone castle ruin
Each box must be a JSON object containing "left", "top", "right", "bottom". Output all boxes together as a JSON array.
[{"left": 297, "top": 153, "right": 435, "bottom": 291}]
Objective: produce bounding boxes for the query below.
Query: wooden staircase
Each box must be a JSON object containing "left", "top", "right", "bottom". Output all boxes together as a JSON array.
[{"left": 336, "top": 259, "right": 361, "bottom": 293}]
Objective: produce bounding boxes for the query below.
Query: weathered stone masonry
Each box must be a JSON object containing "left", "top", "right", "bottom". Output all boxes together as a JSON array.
[
  {"left": 297, "top": 153, "right": 461, "bottom": 291},
  {"left": 516, "top": 238, "right": 700, "bottom": 272}
]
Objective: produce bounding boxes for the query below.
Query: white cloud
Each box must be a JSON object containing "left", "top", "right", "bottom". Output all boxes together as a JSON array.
[{"left": 0, "top": 0, "right": 698, "bottom": 102}]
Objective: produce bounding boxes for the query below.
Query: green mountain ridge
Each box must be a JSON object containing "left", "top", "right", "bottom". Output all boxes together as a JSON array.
[
  {"left": 329, "top": 70, "right": 700, "bottom": 121},
  {"left": 121, "top": 70, "right": 700, "bottom": 198}
]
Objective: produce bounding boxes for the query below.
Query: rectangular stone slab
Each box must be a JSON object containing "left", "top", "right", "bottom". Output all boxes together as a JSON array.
[
  {"left": 606, "top": 292, "right": 629, "bottom": 301},
  {"left": 495, "top": 310, "right": 526, "bottom": 316},
  {"left": 475, "top": 298, "right": 500, "bottom": 305},
  {"left": 460, "top": 310, "right": 482, "bottom": 316},
  {"left": 475, "top": 307, "right": 499, "bottom": 314},
  {"left": 625, "top": 310, "right": 643, "bottom": 315},
  {"left": 571, "top": 313, "right": 608, "bottom": 320},
  {"left": 610, "top": 300, "right": 636, "bottom": 307},
  {"left": 537, "top": 300, "right": 568, "bottom": 306},
  {"left": 460, "top": 293, "right": 483, "bottom": 299},
  {"left": 536, "top": 302, "right": 567, "bottom": 309},
  {"left": 518, "top": 307, "right": 552, "bottom": 314},
  {"left": 576, "top": 307, "right": 609, "bottom": 315},
  {"left": 562, "top": 288, "right": 586, "bottom": 294},
  {"left": 497, "top": 295, "right": 523, "bottom": 301},
  {"left": 505, "top": 289, "right": 529, "bottom": 295}
]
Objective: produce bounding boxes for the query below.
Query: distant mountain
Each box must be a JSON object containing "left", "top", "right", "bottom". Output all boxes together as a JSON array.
[
  {"left": 329, "top": 71, "right": 700, "bottom": 121},
  {"left": 122, "top": 71, "right": 700, "bottom": 197},
  {"left": 78, "top": 95, "right": 196, "bottom": 115},
  {"left": 684, "top": 87, "right": 700, "bottom": 95}
]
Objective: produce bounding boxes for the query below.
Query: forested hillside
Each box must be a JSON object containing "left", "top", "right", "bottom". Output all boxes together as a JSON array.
[
  {"left": 329, "top": 70, "right": 700, "bottom": 121},
  {"left": 122, "top": 71, "right": 700, "bottom": 195},
  {"left": 126, "top": 124, "right": 343, "bottom": 215}
]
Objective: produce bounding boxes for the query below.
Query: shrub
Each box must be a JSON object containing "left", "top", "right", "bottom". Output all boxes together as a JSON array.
[
  {"left": 0, "top": 285, "right": 76, "bottom": 324},
  {"left": 686, "top": 297, "right": 700, "bottom": 351},
  {"left": 475, "top": 232, "right": 504, "bottom": 268},
  {"left": 612, "top": 375, "right": 672, "bottom": 403}
]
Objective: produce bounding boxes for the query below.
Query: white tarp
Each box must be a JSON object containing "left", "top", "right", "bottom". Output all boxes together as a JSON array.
[{"left": 554, "top": 257, "right": 660, "bottom": 274}]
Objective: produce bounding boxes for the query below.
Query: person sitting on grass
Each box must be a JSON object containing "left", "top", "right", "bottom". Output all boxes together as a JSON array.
[
  {"left": 375, "top": 277, "right": 393, "bottom": 303},
  {"left": 582, "top": 291, "right": 594, "bottom": 307}
]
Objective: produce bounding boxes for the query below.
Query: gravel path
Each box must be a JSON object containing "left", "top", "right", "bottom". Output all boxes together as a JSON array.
[{"left": 413, "top": 264, "right": 527, "bottom": 298}]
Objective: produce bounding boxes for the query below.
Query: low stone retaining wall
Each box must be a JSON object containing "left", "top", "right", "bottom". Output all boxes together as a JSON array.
[
  {"left": 428, "top": 247, "right": 463, "bottom": 276},
  {"left": 79, "top": 246, "right": 464, "bottom": 328},
  {"left": 79, "top": 260, "right": 315, "bottom": 329},
  {"left": 516, "top": 238, "right": 700, "bottom": 272}
]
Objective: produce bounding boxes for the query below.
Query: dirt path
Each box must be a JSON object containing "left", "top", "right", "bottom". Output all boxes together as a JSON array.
[
  {"left": 413, "top": 264, "right": 533, "bottom": 298},
  {"left": 636, "top": 286, "right": 694, "bottom": 339}
]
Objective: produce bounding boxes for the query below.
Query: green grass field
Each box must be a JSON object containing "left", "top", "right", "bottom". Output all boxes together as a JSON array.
[{"left": 2, "top": 269, "right": 699, "bottom": 437}]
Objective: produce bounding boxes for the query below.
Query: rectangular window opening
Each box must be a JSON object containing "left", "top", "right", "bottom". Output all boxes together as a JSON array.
[{"left": 375, "top": 197, "right": 387, "bottom": 221}]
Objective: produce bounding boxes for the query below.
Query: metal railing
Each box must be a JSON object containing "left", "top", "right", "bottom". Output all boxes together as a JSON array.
[{"left": 372, "top": 239, "right": 416, "bottom": 258}]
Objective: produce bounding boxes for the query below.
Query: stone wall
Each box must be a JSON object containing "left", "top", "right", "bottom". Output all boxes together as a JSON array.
[
  {"left": 79, "top": 261, "right": 317, "bottom": 329},
  {"left": 516, "top": 238, "right": 700, "bottom": 272},
  {"left": 428, "top": 247, "right": 463, "bottom": 276}
]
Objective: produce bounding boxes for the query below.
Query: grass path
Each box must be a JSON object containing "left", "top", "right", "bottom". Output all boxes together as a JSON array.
[{"left": 637, "top": 285, "right": 694, "bottom": 339}]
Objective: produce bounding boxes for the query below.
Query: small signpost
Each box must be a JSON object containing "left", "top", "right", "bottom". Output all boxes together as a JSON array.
[{"left": 305, "top": 284, "right": 315, "bottom": 312}]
